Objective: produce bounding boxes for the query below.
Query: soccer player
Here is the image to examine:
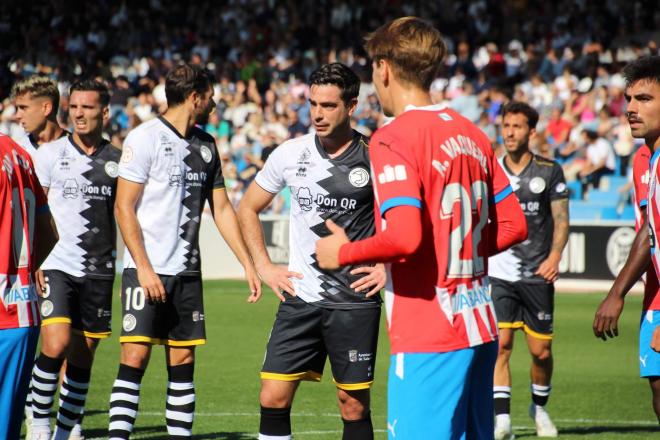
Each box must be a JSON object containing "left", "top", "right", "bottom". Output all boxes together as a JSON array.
[
  {"left": 594, "top": 55, "right": 660, "bottom": 422},
  {"left": 109, "top": 64, "right": 260, "bottom": 439},
  {"left": 27, "top": 79, "right": 120, "bottom": 440},
  {"left": 237, "top": 63, "right": 385, "bottom": 440},
  {"left": 488, "top": 102, "right": 569, "bottom": 439},
  {"left": 316, "top": 17, "right": 527, "bottom": 439},
  {"left": 11, "top": 76, "right": 68, "bottom": 155},
  {"left": 0, "top": 134, "right": 58, "bottom": 440}
]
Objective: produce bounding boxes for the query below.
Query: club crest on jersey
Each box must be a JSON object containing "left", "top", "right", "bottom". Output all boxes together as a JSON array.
[
  {"left": 41, "top": 300, "right": 54, "bottom": 317},
  {"left": 63, "top": 178, "right": 79, "bottom": 199},
  {"left": 200, "top": 145, "right": 213, "bottom": 163},
  {"left": 296, "top": 187, "right": 313, "bottom": 211},
  {"left": 297, "top": 148, "right": 312, "bottom": 164},
  {"left": 105, "top": 161, "right": 119, "bottom": 178},
  {"left": 123, "top": 314, "right": 137, "bottom": 332},
  {"left": 529, "top": 177, "right": 546, "bottom": 194},
  {"left": 349, "top": 167, "right": 370, "bottom": 187},
  {"left": 169, "top": 166, "right": 183, "bottom": 187}
]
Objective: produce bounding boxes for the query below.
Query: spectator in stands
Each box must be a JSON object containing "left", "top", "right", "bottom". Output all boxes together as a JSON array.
[{"left": 579, "top": 129, "right": 616, "bottom": 191}]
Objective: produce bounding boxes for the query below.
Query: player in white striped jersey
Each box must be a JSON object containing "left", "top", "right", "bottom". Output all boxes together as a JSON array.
[
  {"left": 109, "top": 64, "right": 259, "bottom": 439},
  {"left": 11, "top": 76, "right": 68, "bottom": 156},
  {"left": 238, "top": 63, "right": 385, "bottom": 440},
  {"left": 27, "top": 79, "right": 119, "bottom": 440}
]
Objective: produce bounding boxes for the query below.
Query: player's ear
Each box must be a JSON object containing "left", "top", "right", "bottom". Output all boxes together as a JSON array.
[
  {"left": 102, "top": 105, "right": 110, "bottom": 123},
  {"left": 42, "top": 100, "right": 53, "bottom": 118},
  {"left": 529, "top": 127, "right": 537, "bottom": 139},
  {"left": 346, "top": 98, "right": 358, "bottom": 116}
]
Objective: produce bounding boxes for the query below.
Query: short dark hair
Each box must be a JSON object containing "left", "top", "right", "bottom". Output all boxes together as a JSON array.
[
  {"left": 501, "top": 101, "right": 539, "bottom": 129},
  {"left": 622, "top": 56, "right": 660, "bottom": 87},
  {"left": 69, "top": 79, "right": 110, "bottom": 107},
  {"left": 308, "top": 63, "right": 360, "bottom": 104},
  {"left": 165, "top": 64, "right": 214, "bottom": 107}
]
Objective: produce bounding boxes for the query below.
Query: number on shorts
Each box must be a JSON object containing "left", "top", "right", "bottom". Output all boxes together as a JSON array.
[
  {"left": 440, "top": 181, "right": 488, "bottom": 278},
  {"left": 42, "top": 275, "right": 50, "bottom": 298},
  {"left": 125, "top": 287, "right": 145, "bottom": 311}
]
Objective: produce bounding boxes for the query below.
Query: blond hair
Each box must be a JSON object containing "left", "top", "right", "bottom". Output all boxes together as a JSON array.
[
  {"left": 364, "top": 16, "right": 446, "bottom": 90},
  {"left": 11, "top": 75, "right": 60, "bottom": 111}
]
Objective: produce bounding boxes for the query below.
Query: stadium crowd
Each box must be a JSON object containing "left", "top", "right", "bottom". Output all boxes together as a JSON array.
[{"left": 0, "top": 0, "right": 659, "bottom": 211}]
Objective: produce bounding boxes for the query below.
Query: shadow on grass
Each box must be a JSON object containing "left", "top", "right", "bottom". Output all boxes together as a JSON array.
[
  {"left": 514, "top": 424, "right": 659, "bottom": 438},
  {"left": 83, "top": 425, "right": 254, "bottom": 439}
]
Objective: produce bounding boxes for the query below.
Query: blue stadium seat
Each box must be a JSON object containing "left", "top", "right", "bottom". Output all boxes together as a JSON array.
[
  {"left": 569, "top": 200, "right": 599, "bottom": 220},
  {"left": 600, "top": 175, "right": 628, "bottom": 192},
  {"left": 587, "top": 190, "right": 618, "bottom": 205}
]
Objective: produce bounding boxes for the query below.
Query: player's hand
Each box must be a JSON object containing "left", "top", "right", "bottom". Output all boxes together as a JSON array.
[
  {"left": 651, "top": 326, "right": 660, "bottom": 352},
  {"left": 245, "top": 264, "right": 263, "bottom": 303},
  {"left": 593, "top": 294, "right": 624, "bottom": 340},
  {"left": 258, "top": 263, "right": 303, "bottom": 301},
  {"left": 35, "top": 269, "right": 47, "bottom": 297},
  {"left": 535, "top": 254, "right": 561, "bottom": 283},
  {"left": 315, "top": 219, "right": 349, "bottom": 270},
  {"left": 137, "top": 266, "right": 166, "bottom": 303},
  {"left": 350, "top": 264, "right": 387, "bottom": 297}
]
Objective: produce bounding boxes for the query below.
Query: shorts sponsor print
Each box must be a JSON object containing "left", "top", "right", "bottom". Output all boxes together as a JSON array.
[
  {"left": 491, "top": 277, "right": 554, "bottom": 339},
  {"left": 38, "top": 270, "right": 113, "bottom": 338},
  {"left": 261, "top": 294, "right": 380, "bottom": 390},
  {"left": 120, "top": 268, "right": 205, "bottom": 346}
]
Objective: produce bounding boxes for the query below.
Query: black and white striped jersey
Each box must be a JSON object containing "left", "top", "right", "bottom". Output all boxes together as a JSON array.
[
  {"left": 118, "top": 117, "right": 225, "bottom": 276},
  {"left": 34, "top": 136, "right": 121, "bottom": 279},
  {"left": 256, "top": 131, "right": 379, "bottom": 309},
  {"left": 489, "top": 154, "right": 568, "bottom": 283}
]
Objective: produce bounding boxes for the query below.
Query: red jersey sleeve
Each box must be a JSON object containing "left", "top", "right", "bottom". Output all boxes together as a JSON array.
[
  {"left": 370, "top": 130, "right": 422, "bottom": 217},
  {"left": 633, "top": 145, "right": 650, "bottom": 211}
]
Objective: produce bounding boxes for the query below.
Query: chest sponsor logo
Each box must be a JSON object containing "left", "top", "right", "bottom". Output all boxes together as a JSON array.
[
  {"left": 520, "top": 201, "right": 540, "bottom": 213},
  {"left": 63, "top": 178, "right": 113, "bottom": 199},
  {"left": 297, "top": 187, "right": 313, "bottom": 211},
  {"left": 168, "top": 166, "right": 208, "bottom": 187},
  {"left": 200, "top": 145, "right": 212, "bottom": 163},
  {"left": 529, "top": 177, "right": 546, "bottom": 194},
  {"left": 378, "top": 164, "right": 407, "bottom": 184},
  {"left": 295, "top": 187, "right": 358, "bottom": 213},
  {"left": 349, "top": 167, "right": 370, "bottom": 187},
  {"left": 105, "top": 161, "right": 119, "bottom": 178}
]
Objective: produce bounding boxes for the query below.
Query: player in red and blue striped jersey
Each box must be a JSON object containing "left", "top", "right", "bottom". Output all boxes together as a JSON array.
[
  {"left": 316, "top": 17, "right": 527, "bottom": 439},
  {"left": 594, "top": 56, "right": 660, "bottom": 422},
  {"left": 0, "top": 134, "right": 58, "bottom": 439}
]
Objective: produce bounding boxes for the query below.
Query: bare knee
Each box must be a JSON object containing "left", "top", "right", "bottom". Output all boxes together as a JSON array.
[
  {"left": 40, "top": 326, "right": 71, "bottom": 358},
  {"left": 260, "top": 380, "right": 297, "bottom": 408},
  {"left": 531, "top": 346, "right": 552, "bottom": 363},
  {"left": 120, "top": 343, "right": 151, "bottom": 369},
  {"left": 337, "top": 388, "right": 370, "bottom": 421}
]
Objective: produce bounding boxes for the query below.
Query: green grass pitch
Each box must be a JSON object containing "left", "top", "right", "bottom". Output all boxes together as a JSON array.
[{"left": 35, "top": 281, "right": 659, "bottom": 439}]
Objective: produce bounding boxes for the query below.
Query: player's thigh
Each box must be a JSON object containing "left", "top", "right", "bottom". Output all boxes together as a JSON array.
[
  {"left": 519, "top": 282, "right": 554, "bottom": 340},
  {"left": 261, "top": 295, "right": 326, "bottom": 382},
  {"left": 0, "top": 326, "right": 39, "bottom": 440},
  {"left": 491, "top": 278, "right": 524, "bottom": 330},
  {"left": 39, "top": 270, "right": 75, "bottom": 332},
  {"left": 79, "top": 276, "right": 114, "bottom": 339},
  {"left": 166, "top": 275, "right": 206, "bottom": 346},
  {"left": 387, "top": 350, "right": 475, "bottom": 440},
  {"left": 323, "top": 306, "right": 380, "bottom": 390},
  {"left": 120, "top": 268, "right": 167, "bottom": 345},
  {"left": 639, "top": 311, "right": 660, "bottom": 379}
]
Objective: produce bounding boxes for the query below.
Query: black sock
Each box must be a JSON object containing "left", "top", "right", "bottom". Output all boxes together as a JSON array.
[
  {"left": 342, "top": 412, "right": 373, "bottom": 440},
  {"left": 259, "top": 406, "right": 291, "bottom": 437},
  {"left": 494, "top": 386, "right": 512, "bottom": 415}
]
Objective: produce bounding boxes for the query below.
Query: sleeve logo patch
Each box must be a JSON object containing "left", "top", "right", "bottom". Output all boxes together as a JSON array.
[
  {"left": 121, "top": 146, "right": 134, "bottom": 163},
  {"left": 378, "top": 164, "right": 407, "bottom": 184},
  {"left": 349, "top": 167, "right": 370, "bottom": 187},
  {"left": 555, "top": 182, "right": 566, "bottom": 193}
]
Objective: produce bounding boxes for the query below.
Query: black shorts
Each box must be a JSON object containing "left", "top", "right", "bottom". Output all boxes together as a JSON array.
[
  {"left": 490, "top": 278, "right": 554, "bottom": 340},
  {"left": 261, "top": 294, "right": 381, "bottom": 390},
  {"left": 120, "top": 269, "right": 205, "bottom": 347},
  {"left": 38, "top": 270, "right": 113, "bottom": 338}
]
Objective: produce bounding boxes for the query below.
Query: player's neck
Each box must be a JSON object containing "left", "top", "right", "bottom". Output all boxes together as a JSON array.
[
  {"left": 72, "top": 131, "right": 103, "bottom": 154},
  {"left": 390, "top": 84, "right": 433, "bottom": 117},
  {"left": 647, "top": 135, "right": 660, "bottom": 152},
  {"left": 318, "top": 125, "right": 354, "bottom": 158},
  {"left": 162, "top": 108, "right": 195, "bottom": 138},
  {"left": 34, "top": 120, "right": 65, "bottom": 145},
  {"left": 505, "top": 149, "right": 532, "bottom": 173}
]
